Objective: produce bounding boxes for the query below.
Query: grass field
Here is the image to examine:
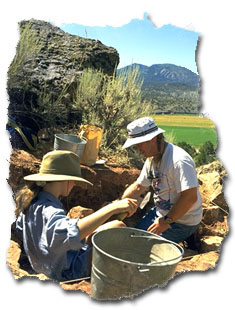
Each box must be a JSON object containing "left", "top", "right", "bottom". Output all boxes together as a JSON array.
[{"left": 152, "top": 114, "right": 217, "bottom": 148}]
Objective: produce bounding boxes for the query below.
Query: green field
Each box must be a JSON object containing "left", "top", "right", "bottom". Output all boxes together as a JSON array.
[{"left": 152, "top": 115, "right": 218, "bottom": 148}]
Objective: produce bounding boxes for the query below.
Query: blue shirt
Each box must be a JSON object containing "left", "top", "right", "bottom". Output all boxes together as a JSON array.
[{"left": 16, "top": 191, "right": 88, "bottom": 281}]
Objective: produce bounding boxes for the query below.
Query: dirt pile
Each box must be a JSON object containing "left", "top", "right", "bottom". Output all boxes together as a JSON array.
[{"left": 6, "top": 148, "right": 229, "bottom": 295}]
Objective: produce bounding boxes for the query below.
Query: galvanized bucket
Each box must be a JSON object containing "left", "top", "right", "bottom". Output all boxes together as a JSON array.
[
  {"left": 54, "top": 133, "right": 87, "bottom": 158},
  {"left": 90, "top": 227, "right": 184, "bottom": 300}
]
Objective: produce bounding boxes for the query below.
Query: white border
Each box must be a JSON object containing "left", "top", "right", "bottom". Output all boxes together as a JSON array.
[{"left": 1, "top": 1, "right": 234, "bottom": 308}]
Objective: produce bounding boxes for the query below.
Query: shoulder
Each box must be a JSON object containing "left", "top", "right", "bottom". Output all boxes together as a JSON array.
[
  {"left": 170, "top": 143, "right": 194, "bottom": 163},
  {"left": 30, "top": 191, "right": 65, "bottom": 217},
  {"left": 164, "top": 143, "right": 196, "bottom": 173}
]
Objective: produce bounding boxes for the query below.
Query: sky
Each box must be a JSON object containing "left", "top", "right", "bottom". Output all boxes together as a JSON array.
[
  {"left": 60, "top": 13, "right": 199, "bottom": 73},
  {"left": 1, "top": 1, "right": 235, "bottom": 309}
]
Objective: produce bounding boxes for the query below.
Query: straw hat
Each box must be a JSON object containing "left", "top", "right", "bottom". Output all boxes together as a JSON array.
[
  {"left": 24, "top": 150, "right": 92, "bottom": 185},
  {"left": 122, "top": 117, "right": 165, "bottom": 149}
]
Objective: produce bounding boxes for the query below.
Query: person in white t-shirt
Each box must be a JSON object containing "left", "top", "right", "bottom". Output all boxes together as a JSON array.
[{"left": 122, "top": 117, "right": 202, "bottom": 243}]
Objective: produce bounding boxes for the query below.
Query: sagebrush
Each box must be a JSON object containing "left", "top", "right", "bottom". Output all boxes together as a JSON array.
[{"left": 73, "top": 67, "right": 152, "bottom": 152}]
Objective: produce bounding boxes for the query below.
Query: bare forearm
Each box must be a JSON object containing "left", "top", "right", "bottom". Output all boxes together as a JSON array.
[
  {"left": 148, "top": 187, "right": 198, "bottom": 235},
  {"left": 77, "top": 204, "right": 114, "bottom": 240},
  {"left": 166, "top": 187, "right": 198, "bottom": 222},
  {"left": 77, "top": 198, "right": 138, "bottom": 240},
  {"left": 122, "top": 181, "right": 148, "bottom": 200}
]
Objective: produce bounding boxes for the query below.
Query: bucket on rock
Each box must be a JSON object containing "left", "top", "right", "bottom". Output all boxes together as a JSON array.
[
  {"left": 54, "top": 133, "right": 87, "bottom": 158},
  {"left": 90, "top": 227, "right": 184, "bottom": 300}
]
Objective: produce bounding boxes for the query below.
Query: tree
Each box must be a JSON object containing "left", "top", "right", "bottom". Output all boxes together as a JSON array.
[
  {"left": 177, "top": 141, "right": 197, "bottom": 158},
  {"left": 200, "top": 141, "right": 216, "bottom": 157}
]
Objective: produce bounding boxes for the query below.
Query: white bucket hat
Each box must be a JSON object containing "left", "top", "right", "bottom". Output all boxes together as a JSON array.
[{"left": 122, "top": 117, "right": 165, "bottom": 149}]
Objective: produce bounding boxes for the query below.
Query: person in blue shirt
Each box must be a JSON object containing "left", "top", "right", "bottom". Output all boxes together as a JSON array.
[{"left": 15, "top": 150, "right": 138, "bottom": 282}]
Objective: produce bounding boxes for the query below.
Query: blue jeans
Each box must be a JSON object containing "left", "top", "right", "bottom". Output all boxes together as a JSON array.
[
  {"left": 61, "top": 244, "right": 92, "bottom": 281},
  {"left": 135, "top": 206, "right": 199, "bottom": 243}
]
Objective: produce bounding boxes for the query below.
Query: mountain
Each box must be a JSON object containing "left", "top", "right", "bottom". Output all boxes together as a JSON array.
[
  {"left": 117, "top": 63, "right": 200, "bottom": 113},
  {"left": 118, "top": 63, "right": 200, "bottom": 87}
]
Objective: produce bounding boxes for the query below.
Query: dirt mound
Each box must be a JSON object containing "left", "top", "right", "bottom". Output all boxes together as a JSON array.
[{"left": 6, "top": 148, "right": 229, "bottom": 296}]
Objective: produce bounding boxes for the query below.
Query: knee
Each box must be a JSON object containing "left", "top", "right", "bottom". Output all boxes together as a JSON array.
[{"left": 112, "top": 220, "right": 126, "bottom": 228}]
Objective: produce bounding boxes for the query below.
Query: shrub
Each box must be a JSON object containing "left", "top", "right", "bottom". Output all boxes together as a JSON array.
[
  {"left": 177, "top": 141, "right": 197, "bottom": 158},
  {"left": 177, "top": 140, "right": 216, "bottom": 167},
  {"left": 200, "top": 140, "right": 216, "bottom": 157},
  {"left": 73, "top": 67, "right": 152, "bottom": 150},
  {"left": 8, "top": 21, "right": 42, "bottom": 79},
  {"left": 194, "top": 140, "right": 216, "bottom": 166}
]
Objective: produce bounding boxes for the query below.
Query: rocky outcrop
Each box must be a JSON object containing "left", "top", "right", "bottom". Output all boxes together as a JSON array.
[
  {"left": 196, "top": 160, "right": 229, "bottom": 253},
  {"left": 7, "top": 19, "right": 119, "bottom": 133}
]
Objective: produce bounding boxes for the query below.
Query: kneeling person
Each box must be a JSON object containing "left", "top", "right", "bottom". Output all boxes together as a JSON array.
[{"left": 122, "top": 117, "right": 202, "bottom": 244}]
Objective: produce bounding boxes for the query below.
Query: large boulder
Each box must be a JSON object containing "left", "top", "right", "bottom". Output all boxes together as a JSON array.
[{"left": 7, "top": 19, "right": 119, "bottom": 135}]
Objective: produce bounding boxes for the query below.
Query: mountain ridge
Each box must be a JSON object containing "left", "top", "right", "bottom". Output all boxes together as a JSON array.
[
  {"left": 118, "top": 63, "right": 200, "bottom": 88},
  {"left": 117, "top": 63, "right": 200, "bottom": 113}
]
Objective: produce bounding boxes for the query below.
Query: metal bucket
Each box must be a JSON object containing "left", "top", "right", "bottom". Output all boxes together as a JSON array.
[
  {"left": 90, "top": 227, "right": 184, "bottom": 300},
  {"left": 54, "top": 133, "right": 87, "bottom": 158}
]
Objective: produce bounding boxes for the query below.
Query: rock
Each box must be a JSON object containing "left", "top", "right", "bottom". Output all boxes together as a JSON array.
[
  {"left": 196, "top": 160, "right": 229, "bottom": 247},
  {"left": 7, "top": 19, "right": 119, "bottom": 135},
  {"left": 67, "top": 206, "right": 94, "bottom": 219},
  {"left": 176, "top": 251, "right": 219, "bottom": 273},
  {"left": 202, "top": 205, "right": 220, "bottom": 225},
  {"left": 197, "top": 160, "right": 227, "bottom": 205},
  {"left": 200, "top": 236, "right": 223, "bottom": 253},
  {"left": 212, "top": 192, "right": 229, "bottom": 214},
  {"left": 198, "top": 218, "right": 229, "bottom": 238}
]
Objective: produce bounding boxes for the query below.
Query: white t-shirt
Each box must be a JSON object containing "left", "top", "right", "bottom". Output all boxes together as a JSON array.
[{"left": 137, "top": 143, "right": 202, "bottom": 225}]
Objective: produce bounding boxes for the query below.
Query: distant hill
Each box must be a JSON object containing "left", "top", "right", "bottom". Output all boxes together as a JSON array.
[{"left": 117, "top": 63, "right": 200, "bottom": 113}]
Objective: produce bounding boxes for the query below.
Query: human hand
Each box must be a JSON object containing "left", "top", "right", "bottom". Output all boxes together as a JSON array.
[
  {"left": 111, "top": 198, "right": 138, "bottom": 218},
  {"left": 147, "top": 217, "right": 169, "bottom": 235}
]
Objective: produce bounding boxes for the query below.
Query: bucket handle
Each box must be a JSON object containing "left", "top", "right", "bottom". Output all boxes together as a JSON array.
[
  {"left": 137, "top": 266, "right": 151, "bottom": 272},
  {"left": 130, "top": 233, "right": 184, "bottom": 268}
]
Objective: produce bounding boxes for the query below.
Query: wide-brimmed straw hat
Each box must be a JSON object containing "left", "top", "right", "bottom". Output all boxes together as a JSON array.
[
  {"left": 122, "top": 117, "right": 165, "bottom": 149},
  {"left": 24, "top": 150, "right": 92, "bottom": 185}
]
